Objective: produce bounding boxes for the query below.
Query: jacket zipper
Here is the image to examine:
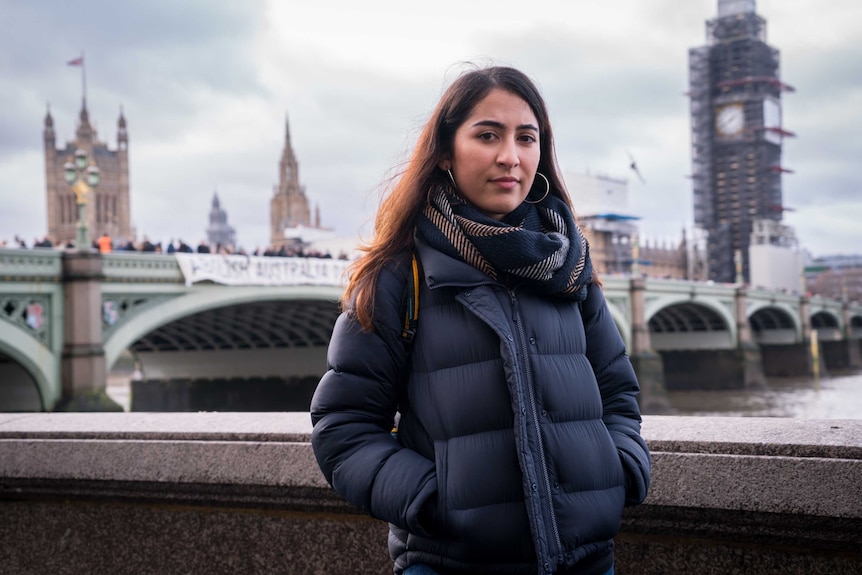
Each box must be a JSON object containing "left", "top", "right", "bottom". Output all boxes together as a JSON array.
[{"left": 510, "top": 290, "right": 562, "bottom": 567}]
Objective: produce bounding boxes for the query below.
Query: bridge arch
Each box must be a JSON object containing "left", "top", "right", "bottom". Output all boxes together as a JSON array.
[
  {"left": 645, "top": 298, "right": 735, "bottom": 350},
  {"left": 0, "top": 322, "right": 55, "bottom": 410},
  {"left": 810, "top": 310, "right": 842, "bottom": 342},
  {"left": 747, "top": 303, "right": 801, "bottom": 344},
  {"left": 851, "top": 315, "right": 862, "bottom": 339},
  {"left": 104, "top": 285, "right": 345, "bottom": 371}
]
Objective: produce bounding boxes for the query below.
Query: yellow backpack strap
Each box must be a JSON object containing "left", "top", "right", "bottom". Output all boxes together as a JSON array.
[
  {"left": 400, "top": 253, "right": 420, "bottom": 342},
  {"left": 394, "top": 253, "right": 420, "bottom": 436}
]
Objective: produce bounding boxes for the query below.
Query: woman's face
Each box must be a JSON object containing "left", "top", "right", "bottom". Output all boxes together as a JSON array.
[{"left": 440, "top": 88, "right": 541, "bottom": 220}]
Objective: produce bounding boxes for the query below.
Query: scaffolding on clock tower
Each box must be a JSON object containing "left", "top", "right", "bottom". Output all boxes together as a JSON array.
[{"left": 688, "top": 0, "right": 795, "bottom": 284}]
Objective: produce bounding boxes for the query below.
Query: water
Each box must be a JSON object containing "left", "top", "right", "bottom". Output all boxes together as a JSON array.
[
  {"left": 107, "top": 349, "right": 862, "bottom": 418},
  {"left": 666, "top": 371, "right": 862, "bottom": 419}
]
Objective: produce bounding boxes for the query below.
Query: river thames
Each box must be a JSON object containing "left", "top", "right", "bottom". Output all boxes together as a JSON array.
[
  {"left": 666, "top": 370, "right": 862, "bottom": 419},
  {"left": 108, "top": 369, "right": 862, "bottom": 419}
]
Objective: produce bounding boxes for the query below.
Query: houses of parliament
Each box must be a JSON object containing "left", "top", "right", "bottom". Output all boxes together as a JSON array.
[
  {"left": 43, "top": 102, "right": 319, "bottom": 251},
  {"left": 44, "top": 103, "right": 693, "bottom": 277},
  {"left": 43, "top": 100, "right": 133, "bottom": 245}
]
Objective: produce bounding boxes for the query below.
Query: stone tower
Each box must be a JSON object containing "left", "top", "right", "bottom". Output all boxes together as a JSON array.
[
  {"left": 206, "top": 191, "right": 236, "bottom": 250},
  {"left": 270, "top": 117, "right": 314, "bottom": 248},
  {"left": 270, "top": 117, "right": 320, "bottom": 248},
  {"left": 43, "top": 100, "right": 133, "bottom": 246}
]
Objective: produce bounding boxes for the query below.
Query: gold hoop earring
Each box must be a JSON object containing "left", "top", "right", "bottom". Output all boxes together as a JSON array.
[
  {"left": 524, "top": 172, "right": 550, "bottom": 204},
  {"left": 446, "top": 168, "right": 457, "bottom": 190}
]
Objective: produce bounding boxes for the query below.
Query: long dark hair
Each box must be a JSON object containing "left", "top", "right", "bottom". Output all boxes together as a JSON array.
[{"left": 345, "top": 65, "right": 575, "bottom": 330}]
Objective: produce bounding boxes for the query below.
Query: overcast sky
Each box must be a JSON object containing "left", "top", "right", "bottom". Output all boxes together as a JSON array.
[{"left": 1, "top": 0, "right": 859, "bottom": 258}]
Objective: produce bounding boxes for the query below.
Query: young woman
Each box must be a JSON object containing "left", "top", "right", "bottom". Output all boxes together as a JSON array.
[{"left": 311, "top": 66, "right": 650, "bottom": 575}]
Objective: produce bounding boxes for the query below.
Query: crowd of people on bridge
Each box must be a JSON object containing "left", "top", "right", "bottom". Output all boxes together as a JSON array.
[{"left": 1, "top": 234, "right": 351, "bottom": 260}]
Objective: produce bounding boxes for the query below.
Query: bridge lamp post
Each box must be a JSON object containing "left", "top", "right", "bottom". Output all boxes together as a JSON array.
[{"left": 64, "top": 148, "right": 100, "bottom": 250}]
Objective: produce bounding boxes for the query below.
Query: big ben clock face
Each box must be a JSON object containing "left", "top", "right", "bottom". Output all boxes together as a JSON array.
[{"left": 715, "top": 103, "right": 744, "bottom": 136}]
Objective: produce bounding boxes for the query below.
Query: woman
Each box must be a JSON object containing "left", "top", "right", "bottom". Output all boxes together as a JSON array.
[{"left": 311, "top": 66, "right": 650, "bottom": 575}]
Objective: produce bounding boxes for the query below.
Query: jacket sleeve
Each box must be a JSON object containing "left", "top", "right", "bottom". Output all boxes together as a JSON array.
[
  {"left": 581, "top": 282, "right": 651, "bottom": 506},
  {"left": 310, "top": 263, "right": 438, "bottom": 535}
]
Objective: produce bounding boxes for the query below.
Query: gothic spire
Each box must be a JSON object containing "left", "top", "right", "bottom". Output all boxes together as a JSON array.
[
  {"left": 76, "top": 96, "right": 94, "bottom": 143},
  {"left": 117, "top": 105, "right": 128, "bottom": 148},
  {"left": 285, "top": 113, "right": 291, "bottom": 146},
  {"left": 43, "top": 102, "right": 55, "bottom": 146}
]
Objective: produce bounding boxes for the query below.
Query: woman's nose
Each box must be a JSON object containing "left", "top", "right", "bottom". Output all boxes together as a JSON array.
[{"left": 496, "top": 138, "right": 520, "bottom": 168}]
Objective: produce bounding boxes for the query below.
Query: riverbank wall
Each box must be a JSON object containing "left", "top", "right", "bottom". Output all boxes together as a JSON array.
[{"left": 1, "top": 413, "right": 859, "bottom": 574}]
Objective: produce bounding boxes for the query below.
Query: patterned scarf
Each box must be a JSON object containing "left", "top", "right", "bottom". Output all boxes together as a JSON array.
[{"left": 416, "top": 186, "right": 593, "bottom": 299}]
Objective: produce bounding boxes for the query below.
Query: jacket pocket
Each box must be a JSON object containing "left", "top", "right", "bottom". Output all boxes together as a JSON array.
[
  {"left": 433, "top": 439, "right": 449, "bottom": 531},
  {"left": 593, "top": 421, "right": 624, "bottom": 485}
]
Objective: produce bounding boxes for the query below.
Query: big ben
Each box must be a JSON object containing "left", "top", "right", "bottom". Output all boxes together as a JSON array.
[{"left": 689, "top": 0, "right": 794, "bottom": 283}]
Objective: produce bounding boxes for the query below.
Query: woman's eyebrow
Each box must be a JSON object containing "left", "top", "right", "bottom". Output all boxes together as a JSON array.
[{"left": 471, "top": 120, "right": 539, "bottom": 132}]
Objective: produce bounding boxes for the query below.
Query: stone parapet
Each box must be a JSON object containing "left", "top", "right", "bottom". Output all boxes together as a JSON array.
[
  {"left": 0, "top": 247, "right": 63, "bottom": 280},
  {"left": 620, "top": 416, "right": 861, "bottom": 574},
  {"left": 1, "top": 414, "right": 860, "bottom": 574}
]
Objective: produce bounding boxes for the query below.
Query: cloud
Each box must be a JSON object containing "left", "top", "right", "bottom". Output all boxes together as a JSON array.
[{"left": 1, "top": 0, "right": 860, "bottom": 260}]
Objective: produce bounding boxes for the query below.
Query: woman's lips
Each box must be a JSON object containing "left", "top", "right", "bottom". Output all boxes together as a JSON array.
[{"left": 491, "top": 177, "right": 519, "bottom": 189}]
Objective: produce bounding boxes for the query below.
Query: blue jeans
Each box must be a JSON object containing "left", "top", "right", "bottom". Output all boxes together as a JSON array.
[
  {"left": 404, "top": 566, "right": 613, "bottom": 575},
  {"left": 403, "top": 566, "right": 440, "bottom": 575}
]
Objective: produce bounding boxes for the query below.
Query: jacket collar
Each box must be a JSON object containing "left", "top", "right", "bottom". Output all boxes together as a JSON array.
[{"left": 415, "top": 234, "right": 494, "bottom": 290}]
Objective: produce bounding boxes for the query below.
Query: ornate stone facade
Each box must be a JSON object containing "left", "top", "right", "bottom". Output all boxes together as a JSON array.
[
  {"left": 43, "top": 101, "right": 133, "bottom": 246},
  {"left": 270, "top": 118, "right": 319, "bottom": 248},
  {"left": 580, "top": 223, "right": 705, "bottom": 280},
  {"left": 568, "top": 171, "right": 706, "bottom": 280}
]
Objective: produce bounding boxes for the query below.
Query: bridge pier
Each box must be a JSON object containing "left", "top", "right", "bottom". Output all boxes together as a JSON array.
[
  {"left": 55, "top": 251, "right": 121, "bottom": 412},
  {"left": 820, "top": 339, "right": 862, "bottom": 372},
  {"left": 756, "top": 295, "right": 820, "bottom": 378},
  {"left": 736, "top": 287, "right": 767, "bottom": 389},
  {"left": 827, "top": 302, "right": 862, "bottom": 370},
  {"left": 629, "top": 278, "right": 672, "bottom": 413},
  {"left": 659, "top": 347, "right": 768, "bottom": 390},
  {"left": 759, "top": 342, "right": 815, "bottom": 377}
]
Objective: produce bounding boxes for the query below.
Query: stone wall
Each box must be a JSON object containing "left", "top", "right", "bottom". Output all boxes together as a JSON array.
[{"left": 1, "top": 413, "right": 859, "bottom": 574}]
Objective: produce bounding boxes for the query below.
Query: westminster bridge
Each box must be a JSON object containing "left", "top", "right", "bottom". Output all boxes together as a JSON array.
[{"left": 1, "top": 248, "right": 861, "bottom": 412}]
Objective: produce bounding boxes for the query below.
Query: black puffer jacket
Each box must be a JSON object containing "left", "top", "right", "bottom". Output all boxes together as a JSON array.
[{"left": 311, "top": 237, "right": 650, "bottom": 574}]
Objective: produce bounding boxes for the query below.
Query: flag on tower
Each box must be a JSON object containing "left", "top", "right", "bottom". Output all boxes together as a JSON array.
[{"left": 67, "top": 56, "right": 84, "bottom": 66}]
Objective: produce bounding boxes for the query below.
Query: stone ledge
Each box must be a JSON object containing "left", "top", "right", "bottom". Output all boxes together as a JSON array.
[
  {"left": 4, "top": 413, "right": 859, "bottom": 454},
  {"left": 2, "top": 413, "right": 860, "bottom": 575},
  {"left": 0, "top": 411, "right": 313, "bottom": 442},
  {"left": 0, "top": 439, "right": 328, "bottom": 488},
  {"left": 647, "top": 451, "right": 861, "bottom": 517},
  {"left": 1, "top": 413, "right": 860, "bottom": 519},
  {"left": 642, "top": 415, "right": 862, "bottom": 459}
]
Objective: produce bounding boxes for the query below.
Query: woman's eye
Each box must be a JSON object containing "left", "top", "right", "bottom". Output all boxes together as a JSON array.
[
  {"left": 519, "top": 134, "right": 537, "bottom": 143},
  {"left": 478, "top": 132, "right": 497, "bottom": 141}
]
